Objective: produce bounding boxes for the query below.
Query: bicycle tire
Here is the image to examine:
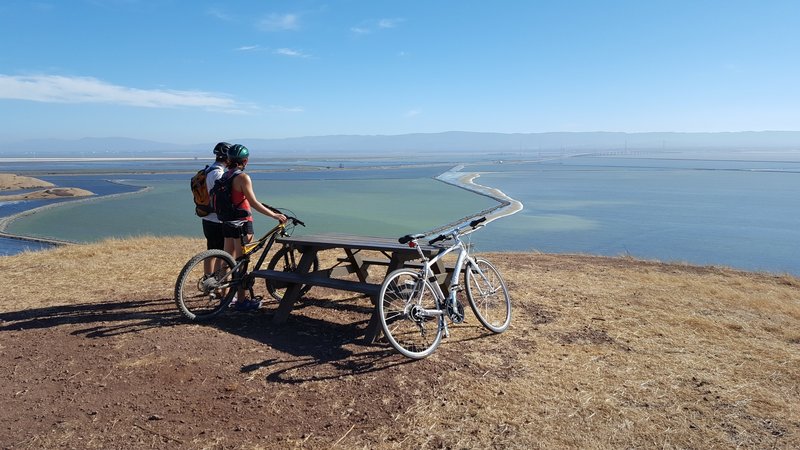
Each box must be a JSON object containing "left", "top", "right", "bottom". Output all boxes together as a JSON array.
[
  {"left": 265, "top": 246, "right": 320, "bottom": 301},
  {"left": 465, "top": 258, "right": 512, "bottom": 333},
  {"left": 174, "top": 249, "right": 237, "bottom": 321},
  {"left": 378, "top": 268, "right": 443, "bottom": 359}
]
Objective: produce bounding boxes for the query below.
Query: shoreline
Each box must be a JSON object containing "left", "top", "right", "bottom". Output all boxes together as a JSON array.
[
  {"left": 429, "top": 165, "right": 523, "bottom": 235},
  {"left": 0, "top": 183, "right": 153, "bottom": 247}
]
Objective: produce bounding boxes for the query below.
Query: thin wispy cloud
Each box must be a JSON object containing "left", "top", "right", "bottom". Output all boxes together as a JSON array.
[
  {"left": 236, "top": 45, "right": 262, "bottom": 52},
  {"left": 405, "top": 109, "right": 421, "bottom": 118},
  {"left": 378, "top": 18, "right": 402, "bottom": 28},
  {"left": 206, "top": 7, "right": 233, "bottom": 21},
  {"left": 267, "top": 105, "right": 304, "bottom": 113},
  {"left": 259, "top": 13, "right": 299, "bottom": 31},
  {"left": 0, "top": 74, "right": 246, "bottom": 113},
  {"left": 350, "top": 18, "right": 404, "bottom": 35},
  {"left": 274, "top": 48, "right": 310, "bottom": 58}
]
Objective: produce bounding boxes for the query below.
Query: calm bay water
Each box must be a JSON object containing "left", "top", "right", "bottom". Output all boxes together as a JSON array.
[
  {"left": 2, "top": 154, "right": 799, "bottom": 274},
  {"left": 474, "top": 156, "right": 800, "bottom": 274}
]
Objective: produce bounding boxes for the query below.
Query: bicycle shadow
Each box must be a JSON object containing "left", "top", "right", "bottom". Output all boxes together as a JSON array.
[
  {"left": 0, "top": 298, "right": 183, "bottom": 337},
  {"left": 0, "top": 293, "right": 412, "bottom": 382},
  {"left": 207, "top": 294, "right": 414, "bottom": 383}
]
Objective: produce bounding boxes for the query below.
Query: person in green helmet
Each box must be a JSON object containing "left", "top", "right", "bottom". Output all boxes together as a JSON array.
[{"left": 220, "top": 144, "right": 287, "bottom": 311}]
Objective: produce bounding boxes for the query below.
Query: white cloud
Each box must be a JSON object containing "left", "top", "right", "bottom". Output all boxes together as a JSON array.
[
  {"left": 267, "top": 105, "right": 304, "bottom": 113},
  {"left": 259, "top": 13, "right": 299, "bottom": 31},
  {"left": 405, "top": 109, "right": 421, "bottom": 117},
  {"left": 351, "top": 18, "right": 404, "bottom": 35},
  {"left": 0, "top": 74, "right": 246, "bottom": 112},
  {"left": 236, "top": 45, "right": 262, "bottom": 52},
  {"left": 274, "top": 48, "right": 310, "bottom": 58},
  {"left": 378, "top": 18, "right": 402, "bottom": 28},
  {"left": 206, "top": 8, "right": 233, "bottom": 21}
]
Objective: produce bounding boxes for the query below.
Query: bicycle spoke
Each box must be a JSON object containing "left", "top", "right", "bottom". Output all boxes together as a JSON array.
[
  {"left": 466, "top": 258, "right": 511, "bottom": 333},
  {"left": 378, "top": 269, "right": 443, "bottom": 359},
  {"left": 175, "top": 250, "right": 238, "bottom": 321}
]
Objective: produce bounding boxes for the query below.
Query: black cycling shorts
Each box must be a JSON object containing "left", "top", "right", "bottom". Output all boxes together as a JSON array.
[
  {"left": 222, "top": 221, "right": 254, "bottom": 239},
  {"left": 202, "top": 220, "right": 225, "bottom": 250}
]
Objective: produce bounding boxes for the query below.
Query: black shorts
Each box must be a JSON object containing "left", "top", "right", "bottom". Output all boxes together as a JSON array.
[
  {"left": 202, "top": 220, "right": 225, "bottom": 250},
  {"left": 222, "top": 221, "right": 254, "bottom": 239}
]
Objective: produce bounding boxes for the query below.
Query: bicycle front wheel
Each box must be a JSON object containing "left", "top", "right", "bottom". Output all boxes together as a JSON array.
[
  {"left": 465, "top": 258, "right": 512, "bottom": 333},
  {"left": 174, "top": 249, "right": 237, "bottom": 321},
  {"left": 378, "top": 269, "right": 443, "bottom": 359},
  {"left": 265, "top": 246, "right": 320, "bottom": 301}
]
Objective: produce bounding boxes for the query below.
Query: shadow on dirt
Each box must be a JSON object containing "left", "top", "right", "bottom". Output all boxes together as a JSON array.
[
  {"left": 0, "top": 294, "right": 413, "bottom": 382},
  {"left": 0, "top": 298, "right": 182, "bottom": 337}
]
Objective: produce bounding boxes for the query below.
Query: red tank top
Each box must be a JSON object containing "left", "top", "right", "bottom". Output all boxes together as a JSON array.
[{"left": 229, "top": 170, "right": 253, "bottom": 222}]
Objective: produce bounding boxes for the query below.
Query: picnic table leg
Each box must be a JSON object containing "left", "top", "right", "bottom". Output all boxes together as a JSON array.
[
  {"left": 362, "top": 252, "right": 415, "bottom": 343},
  {"left": 344, "top": 248, "right": 370, "bottom": 282},
  {"left": 272, "top": 246, "right": 318, "bottom": 324}
]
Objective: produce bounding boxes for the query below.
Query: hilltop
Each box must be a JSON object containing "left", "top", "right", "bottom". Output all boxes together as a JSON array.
[{"left": 0, "top": 237, "right": 798, "bottom": 448}]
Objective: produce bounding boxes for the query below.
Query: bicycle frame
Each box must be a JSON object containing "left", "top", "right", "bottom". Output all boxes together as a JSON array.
[
  {"left": 406, "top": 223, "right": 488, "bottom": 335},
  {"left": 215, "top": 213, "right": 303, "bottom": 296},
  {"left": 378, "top": 216, "right": 511, "bottom": 358}
]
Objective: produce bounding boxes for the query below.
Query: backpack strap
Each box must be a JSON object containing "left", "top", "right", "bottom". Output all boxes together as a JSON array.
[{"left": 222, "top": 169, "right": 247, "bottom": 210}]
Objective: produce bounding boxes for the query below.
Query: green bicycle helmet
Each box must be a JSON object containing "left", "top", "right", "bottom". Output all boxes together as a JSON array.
[
  {"left": 227, "top": 144, "right": 250, "bottom": 163},
  {"left": 213, "top": 141, "right": 232, "bottom": 157}
]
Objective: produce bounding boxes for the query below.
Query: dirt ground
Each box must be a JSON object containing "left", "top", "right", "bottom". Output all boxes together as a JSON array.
[
  {"left": 1, "top": 239, "right": 799, "bottom": 449},
  {"left": 1, "top": 288, "right": 443, "bottom": 449}
]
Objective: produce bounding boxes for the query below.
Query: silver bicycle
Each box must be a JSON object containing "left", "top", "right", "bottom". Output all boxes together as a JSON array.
[{"left": 377, "top": 217, "right": 512, "bottom": 359}]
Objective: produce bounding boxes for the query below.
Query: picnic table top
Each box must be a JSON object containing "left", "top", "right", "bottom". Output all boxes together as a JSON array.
[{"left": 276, "top": 232, "right": 438, "bottom": 253}]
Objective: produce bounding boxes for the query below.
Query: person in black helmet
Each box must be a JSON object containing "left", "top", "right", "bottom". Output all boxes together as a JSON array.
[
  {"left": 221, "top": 144, "right": 287, "bottom": 311},
  {"left": 201, "top": 142, "right": 231, "bottom": 252}
]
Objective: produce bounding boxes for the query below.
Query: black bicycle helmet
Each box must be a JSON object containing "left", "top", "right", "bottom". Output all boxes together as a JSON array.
[
  {"left": 213, "top": 141, "right": 232, "bottom": 156},
  {"left": 227, "top": 144, "right": 250, "bottom": 163}
]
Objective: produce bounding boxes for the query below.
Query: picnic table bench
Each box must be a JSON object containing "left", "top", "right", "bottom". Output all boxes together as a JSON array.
[{"left": 248, "top": 233, "right": 448, "bottom": 342}]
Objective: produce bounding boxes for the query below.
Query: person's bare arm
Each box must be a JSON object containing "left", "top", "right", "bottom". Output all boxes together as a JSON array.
[{"left": 238, "top": 174, "right": 287, "bottom": 223}]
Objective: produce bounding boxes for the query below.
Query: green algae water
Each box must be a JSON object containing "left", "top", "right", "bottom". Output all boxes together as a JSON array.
[
  {"left": 6, "top": 177, "right": 496, "bottom": 242},
  {"left": 4, "top": 153, "right": 800, "bottom": 275}
]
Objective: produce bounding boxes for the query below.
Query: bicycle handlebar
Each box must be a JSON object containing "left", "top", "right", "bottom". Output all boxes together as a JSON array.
[
  {"left": 399, "top": 216, "right": 488, "bottom": 246},
  {"left": 428, "top": 234, "right": 448, "bottom": 245},
  {"left": 261, "top": 203, "right": 305, "bottom": 227},
  {"left": 470, "top": 217, "right": 487, "bottom": 228}
]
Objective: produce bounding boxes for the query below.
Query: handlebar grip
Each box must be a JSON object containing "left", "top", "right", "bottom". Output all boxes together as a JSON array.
[
  {"left": 292, "top": 217, "right": 306, "bottom": 227},
  {"left": 470, "top": 217, "right": 487, "bottom": 228},
  {"left": 428, "top": 234, "right": 448, "bottom": 245}
]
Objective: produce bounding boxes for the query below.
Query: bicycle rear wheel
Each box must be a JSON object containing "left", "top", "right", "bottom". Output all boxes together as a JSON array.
[
  {"left": 174, "top": 249, "right": 237, "bottom": 321},
  {"left": 465, "top": 258, "right": 511, "bottom": 333},
  {"left": 378, "top": 269, "right": 443, "bottom": 359},
  {"left": 265, "top": 246, "right": 320, "bottom": 301}
]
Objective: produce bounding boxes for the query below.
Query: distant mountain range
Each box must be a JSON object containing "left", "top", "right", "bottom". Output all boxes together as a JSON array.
[{"left": 3, "top": 131, "right": 800, "bottom": 158}]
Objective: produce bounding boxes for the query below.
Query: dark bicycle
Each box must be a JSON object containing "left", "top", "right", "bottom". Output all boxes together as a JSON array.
[{"left": 174, "top": 206, "right": 319, "bottom": 321}]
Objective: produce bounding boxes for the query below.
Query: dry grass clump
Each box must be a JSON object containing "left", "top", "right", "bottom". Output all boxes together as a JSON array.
[
  {"left": 1, "top": 237, "right": 798, "bottom": 448},
  {"left": 0, "top": 236, "right": 203, "bottom": 311}
]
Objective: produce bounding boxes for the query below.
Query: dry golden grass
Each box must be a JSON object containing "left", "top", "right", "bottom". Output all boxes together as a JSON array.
[{"left": 1, "top": 237, "right": 799, "bottom": 449}]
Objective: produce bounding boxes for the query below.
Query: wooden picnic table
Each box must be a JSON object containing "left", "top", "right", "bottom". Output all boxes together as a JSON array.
[{"left": 248, "top": 233, "right": 449, "bottom": 342}]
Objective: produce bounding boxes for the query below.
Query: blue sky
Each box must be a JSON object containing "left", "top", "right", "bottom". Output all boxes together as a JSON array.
[{"left": 1, "top": 0, "right": 799, "bottom": 145}]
